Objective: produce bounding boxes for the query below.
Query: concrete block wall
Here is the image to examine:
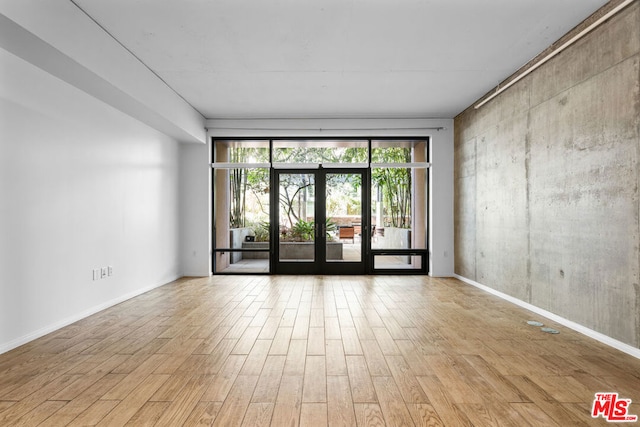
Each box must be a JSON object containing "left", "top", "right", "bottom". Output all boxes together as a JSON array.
[{"left": 454, "top": 2, "right": 640, "bottom": 348}]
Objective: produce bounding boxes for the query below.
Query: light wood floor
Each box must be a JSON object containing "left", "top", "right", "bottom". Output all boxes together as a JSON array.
[{"left": 1, "top": 275, "right": 639, "bottom": 426}]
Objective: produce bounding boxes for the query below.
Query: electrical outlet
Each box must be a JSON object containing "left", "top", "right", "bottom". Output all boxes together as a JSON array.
[
  {"left": 93, "top": 269, "right": 100, "bottom": 280},
  {"left": 101, "top": 267, "right": 107, "bottom": 279},
  {"left": 108, "top": 266, "right": 113, "bottom": 276}
]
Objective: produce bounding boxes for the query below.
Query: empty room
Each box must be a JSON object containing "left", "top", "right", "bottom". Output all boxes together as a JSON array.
[{"left": 1, "top": 0, "right": 640, "bottom": 425}]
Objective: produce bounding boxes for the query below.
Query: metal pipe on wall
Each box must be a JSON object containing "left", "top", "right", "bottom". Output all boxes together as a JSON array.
[{"left": 474, "top": 0, "right": 636, "bottom": 109}]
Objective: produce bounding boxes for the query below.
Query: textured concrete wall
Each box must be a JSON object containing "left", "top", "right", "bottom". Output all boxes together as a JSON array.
[{"left": 454, "top": 3, "right": 640, "bottom": 348}]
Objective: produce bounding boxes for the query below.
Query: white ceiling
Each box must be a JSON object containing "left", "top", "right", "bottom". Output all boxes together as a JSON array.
[{"left": 73, "top": 0, "right": 607, "bottom": 120}]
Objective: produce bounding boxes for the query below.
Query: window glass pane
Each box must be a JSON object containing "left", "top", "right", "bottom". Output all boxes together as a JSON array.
[
  {"left": 374, "top": 255, "right": 423, "bottom": 270},
  {"left": 371, "top": 167, "right": 412, "bottom": 250},
  {"left": 214, "top": 167, "right": 270, "bottom": 273},
  {"left": 273, "top": 140, "right": 368, "bottom": 163},
  {"left": 326, "top": 173, "right": 362, "bottom": 263},
  {"left": 371, "top": 139, "right": 428, "bottom": 163},
  {"left": 278, "top": 173, "right": 315, "bottom": 262},
  {"left": 214, "top": 140, "right": 270, "bottom": 163},
  {"left": 214, "top": 251, "right": 270, "bottom": 273}
]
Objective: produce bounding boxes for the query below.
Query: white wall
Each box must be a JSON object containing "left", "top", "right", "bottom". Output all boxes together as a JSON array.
[
  {"left": 0, "top": 48, "right": 182, "bottom": 353},
  {"left": 180, "top": 142, "right": 211, "bottom": 276},
  {"left": 428, "top": 124, "right": 455, "bottom": 277},
  {"left": 0, "top": 3, "right": 206, "bottom": 144}
]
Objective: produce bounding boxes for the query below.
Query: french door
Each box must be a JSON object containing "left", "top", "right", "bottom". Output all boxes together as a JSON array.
[{"left": 272, "top": 168, "right": 368, "bottom": 274}]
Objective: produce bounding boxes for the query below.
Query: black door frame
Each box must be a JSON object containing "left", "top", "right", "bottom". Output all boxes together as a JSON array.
[
  {"left": 211, "top": 137, "right": 430, "bottom": 275},
  {"left": 271, "top": 167, "right": 370, "bottom": 275}
]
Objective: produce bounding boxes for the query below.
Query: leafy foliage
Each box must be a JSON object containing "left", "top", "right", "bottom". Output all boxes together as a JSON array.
[
  {"left": 228, "top": 144, "right": 414, "bottom": 233},
  {"left": 291, "top": 219, "right": 315, "bottom": 241},
  {"left": 372, "top": 147, "right": 412, "bottom": 228},
  {"left": 248, "top": 221, "right": 270, "bottom": 242},
  {"left": 280, "top": 218, "right": 337, "bottom": 242}
]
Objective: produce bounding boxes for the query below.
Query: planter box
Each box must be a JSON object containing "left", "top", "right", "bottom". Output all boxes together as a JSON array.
[
  {"left": 230, "top": 227, "right": 253, "bottom": 263},
  {"left": 242, "top": 241, "right": 269, "bottom": 259},
  {"left": 242, "top": 241, "right": 344, "bottom": 260}
]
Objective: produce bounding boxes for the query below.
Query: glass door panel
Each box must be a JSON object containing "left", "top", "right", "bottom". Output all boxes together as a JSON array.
[
  {"left": 326, "top": 173, "right": 362, "bottom": 263},
  {"left": 371, "top": 166, "right": 412, "bottom": 251},
  {"left": 277, "top": 172, "right": 315, "bottom": 263},
  {"left": 274, "top": 169, "right": 367, "bottom": 274},
  {"left": 213, "top": 166, "right": 270, "bottom": 274}
]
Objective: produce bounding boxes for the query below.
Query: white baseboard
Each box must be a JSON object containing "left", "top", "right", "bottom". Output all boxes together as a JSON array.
[
  {"left": 454, "top": 274, "right": 640, "bottom": 360},
  {"left": 0, "top": 275, "right": 180, "bottom": 355}
]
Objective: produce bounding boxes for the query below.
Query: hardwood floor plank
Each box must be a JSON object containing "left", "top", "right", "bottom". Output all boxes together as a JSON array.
[
  {"left": 193, "top": 326, "right": 232, "bottom": 355},
  {"left": 283, "top": 339, "right": 308, "bottom": 377},
  {"left": 280, "top": 308, "right": 298, "bottom": 327},
  {"left": 307, "top": 327, "right": 326, "bottom": 355},
  {"left": 346, "top": 355, "right": 377, "bottom": 403},
  {"left": 0, "top": 354, "right": 89, "bottom": 401},
  {"left": 354, "top": 403, "right": 386, "bottom": 427},
  {"left": 50, "top": 353, "right": 130, "bottom": 401},
  {"left": 310, "top": 308, "right": 325, "bottom": 328},
  {"left": 354, "top": 317, "right": 376, "bottom": 340},
  {"left": 240, "top": 339, "right": 271, "bottom": 376},
  {"left": 1, "top": 275, "right": 640, "bottom": 426},
  {"left": 407, "top": 403, "right": 445, "bottom": 426},
  {"left": 341, "top": 328, "right": 363, "bottom": 355},
  {"left": 327, "top": 375, "right": 356, "bottom": 427},
  {"left": 183, "top": 401, "right": 223, "bottom": 426},
  {"left": 0, "top": 373, "right": 80, "bottom": 425},
  {"left": 271, "top": 376, "right": 303, "bottom": 426},
  {"left": 154, "top": 374, "right": 211, "bottom": 425},
  {"left": 149, "top": 374, "right": 191, "bottom": 402},
  {"left": 385, "top": 355, "right": 429, "bottom": 404},
  {"left": 292, "top": 316, "right": 310, "bottom": 340},
  {"left": 372, "top": 376, "right": 414, "bottom": 426},
  {"left": 462, "top": 354, "right": 530, "bottom": 402},
  {"left": 96, "top": 373, "right": 170, "bottom": 426},
  {"left": 44, "top": 373, "right": 126, "bottom": 425},
  {"left": 505, "top": 375, "right": 589, "bottom": 426},
  {"left": 422, "top": 355, "right": 482, "bottom": 403},
  {"left": 302, "top": 355, "right": 327, "bottom": 403},
  {"left": 395, "top": 339, "right": 431, "bottom": 376},
  {"left": 510, "top": 402, "right": 561, "bottom": 427},
  {"left": 252, "top": 355, "right": 286, "bottom": 403},
  {"left": 372, "top": 328, "right": 401, "bottom": 356},
  {"left": 456, "top": 402, "right": 503, "bottom": 427},
  {"left": 232, "top": 326, "right": 263, "bottom": 355},
  {"left": 66, "top": 399, "right": 120, "bottom": 427},
  {"left": 201, "top": 355, "right": 247, "bottom": 402},
  {"left": 242, "top": 402, "right": 274, "bottom": 426},
  {"left": 381, "top": 316, "right": 408, "bottom": 340},
  {"left": 101, "top": 353, "right": 169, "bottom": 399},
  {"left": 360, "top": 339, "right": 391, "bottom": 377},
  {"left": 125, "top": 401, "right": 170, "bottom": 426},
  {"left": 212, "top": 375, "right": 259, "bottom": 426},
  {"left": 249, "top": 309, "right": 272, "bottom": 328},
  {"left": 258, "top": 316, "right": 281, "bottom": 340},
  {"left": 324, "top": 317, "right": 342, "bottom": 340},
  {"left": 270, "top": 327, "right": 294, "bottom": 355},
  {"left": 416, "top": 375, "right": 474, "bottom": 427},
  {"left": 300, "top": 402, "right": 328, "bottom": 426},
  {"left": 12, "top": 400, "right": 66, "bottom": 426},
  {"left": 195, "top": 338, "right": 236, "bottom": 375},
  {"left": 326, "top": 339, "right": 348, "bottom": 376}
]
